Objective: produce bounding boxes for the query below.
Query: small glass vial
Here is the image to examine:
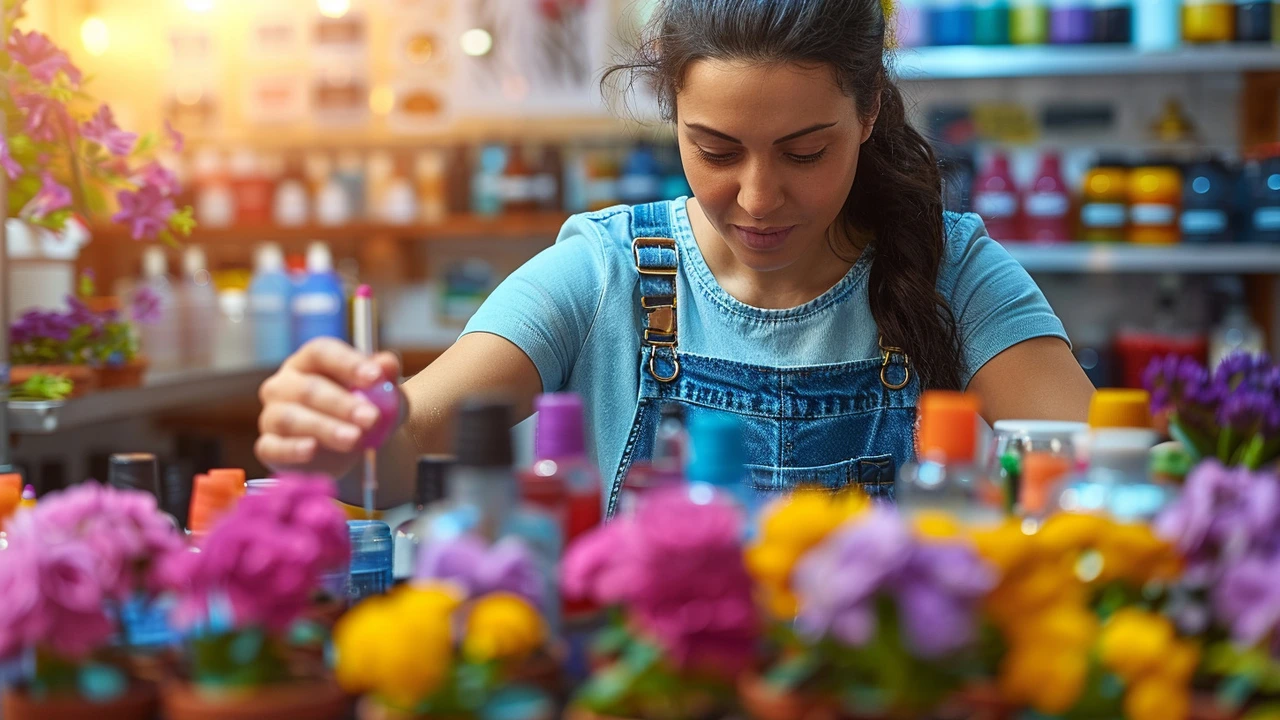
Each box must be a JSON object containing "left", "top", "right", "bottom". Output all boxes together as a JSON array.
[{"left": 346, "top": 520, "right": 393, "bottom": 605}]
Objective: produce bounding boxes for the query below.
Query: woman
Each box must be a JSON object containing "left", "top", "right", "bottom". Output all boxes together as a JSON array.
[{"left": 255, "top": 0, "right": 1095, "bottom": 510}]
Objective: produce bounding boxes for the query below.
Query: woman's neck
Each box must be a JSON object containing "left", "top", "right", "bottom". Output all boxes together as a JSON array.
[{"left": 687, "top": 199, "right": 859, "bottom": 310}]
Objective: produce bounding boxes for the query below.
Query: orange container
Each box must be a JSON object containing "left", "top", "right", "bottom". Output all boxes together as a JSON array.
[
  {"left": 1021, "top": 452, "right": 1072, "bottom": 515},
  {"left": 188, "top": 469, "right": 246, "bottom": 535},
  {"left": 918, "top": 391, "right": 983, "bottom": 463},
  {"left": 1128, "top": 165, "right": 1182, "bottom": 244},
  {"left": 1080, "top": 164, "right": 1129, "bottom": 242},
  {"left": 1088, "top": 389, "right": 1153, "bottom": 430}
]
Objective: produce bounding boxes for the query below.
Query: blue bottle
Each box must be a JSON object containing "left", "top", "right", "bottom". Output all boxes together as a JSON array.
[
  {"left": 1181, "top": 159, "right": 1234, "bottom": 244},
  {"left": 471, "top": 143, "right": 508, "bottom": 217},
  {"left": 618, "top": 144, "right": 663, "bottom": 205},
  {"left": 292, "top": 242, "right": 347, "bottom": 349},
  {"left": 1242, "top": 152, "right": 1280, "bottom": 244},
  {"left": 248, "top": 243, "right": 294, "bottom": 364},
  {"left": 931, "top": 0, "right": 979, "bottom": 45},
  {"left": 346, "top": 520, "right": 393, "bottom": 604},
  {"left": 658, "top": 145, "right": 692, "bottom": 201},
  {"left": 685, "top": 411, "right": 759, "bottom": 534}
]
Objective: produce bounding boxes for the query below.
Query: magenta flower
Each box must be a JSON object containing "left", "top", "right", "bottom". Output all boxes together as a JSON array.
[
  {"left": 15, "top": 93, "right": 71, "bottom": 143},
  {"left": 0, "top": 540, "right": 115, "bottom": 661},
  {"left": 7, "top": 29, "right": 82, "bottom": 86},
  {"left": 81, "top": 105, "right": 138, "bottom": 157},
  {"left": 20, "top": 172, "right": 72, "bottom": 220},
  {"left": 137, "top": 161, "right": 181, "bottom": 197},
  {"left": 165, "top": 119, "right": 185, "bottom": 153},
  {"left": 416, "top": 534, "right": 544, "bottom": 608},
  {"left": 0, "top": 138, "right": 22, "bottom": 180},
  {"left": 112, "top": 184, "right": 175, "bottom": 240},
  {"left": 130, "top": 286, "right": 163, "bottom": 324}
]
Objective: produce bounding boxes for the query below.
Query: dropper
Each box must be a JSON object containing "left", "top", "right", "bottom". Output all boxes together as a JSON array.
[{"left": 353, "top": 284, "right": 377, "bottom": 518}]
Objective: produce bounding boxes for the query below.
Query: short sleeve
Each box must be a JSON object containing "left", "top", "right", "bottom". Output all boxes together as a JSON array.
[
  {"left": 938, "top": 213, "right": 1070, "bottom": 389},
  {"left": 462, "top": 214, "right": 609, "bottom": 393}
]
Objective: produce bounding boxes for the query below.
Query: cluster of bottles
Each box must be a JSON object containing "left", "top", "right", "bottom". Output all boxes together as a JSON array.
[
  {"left": 897, "top": 388, "right": 1175, "bottom": 526},
  {"left": 894, "top": 0, "right": 1278, "bottom": 48},
  {"left": 130, "top": 240, "right": 349, "bottom": 369},
  {"left": 961, "top": 145, "right": 1280, "bottom": 244},
  {"left": 180, "top": 142, "right": 691, "bottom": 229}
]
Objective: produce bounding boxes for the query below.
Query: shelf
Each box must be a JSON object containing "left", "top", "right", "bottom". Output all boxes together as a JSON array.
[
  {"left": 89, "top": 213, "right": 570, "bottom": 245},
  {"left": 893, "top": 46, "right": 1280, "bottom": 80},
  {"left": 6, "top": 362, "right": 275, "bottom": 434},
  {"left": 1005, "top": 243, "right": 1280, "bottom": 274}
]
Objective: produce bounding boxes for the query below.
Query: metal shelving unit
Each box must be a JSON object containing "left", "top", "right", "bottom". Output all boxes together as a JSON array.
[
  {"left": 893, "top": 45, "right": 1280, "bottom": 81},
  {"left": 1004, "top": 243, "right": 1280, "bottom": 274}
]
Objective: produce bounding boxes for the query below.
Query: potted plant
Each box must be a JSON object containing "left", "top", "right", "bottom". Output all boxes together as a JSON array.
[
  {"left": 561, "top": 487, "right": 760, "bottom": 720},
  {"left": 0, "top": 482, "right": 189, "bottom": 720},
  {"left": 9, "top": 294, "right": 149, "bottom": 394},
  {"left": 158, "top": 477, "right": 352, "bottom": 720}
]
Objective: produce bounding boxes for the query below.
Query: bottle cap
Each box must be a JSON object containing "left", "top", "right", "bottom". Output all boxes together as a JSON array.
[
  {"left": 188, "top": 471, "right": 243, "bottom": 534},
  {"left": 659, "top": 402, "right": 685, "bottom": 423},
  {"left": 306, "top": 242, "right": 334, "bottom": 273},
  {"left": 1088, "top": 389, "right": 1151, "bottom": 429},
  {"left": 142, "top": 246, "right": 168, "bottom": 279},
  {"left": 415, "top": 456, "right": 451, "bottom": 507},
  {"left": 256, "top": 243, "right": 285, "bottom": 273},
  {"left": 535, "top": 393, "right": 585, "bottom": 460},
  {"left": 1021, "top": 452, "right": 1071, "bottom": 515},
  {"left": 455, "top": 399, "right": 514, "bottom": 468},
  {"left": 182, "top": 245, "right": 207, "bottom": 277},
  {"left": 208, "top": 468, "right": 247, "bottom": 495},
  {"left": 918, "top": 391, "right": 982, "bottom": 463},
  {"left": 686, "top": 412, "right": 745, "bottom": 487},
  {"left": 108, "top": 452, "right": 161, "bottom": 497}
]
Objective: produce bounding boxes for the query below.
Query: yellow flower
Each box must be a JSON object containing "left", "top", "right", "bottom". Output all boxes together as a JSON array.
[
  {"left": 1096, "top": 522, "right": 1181, "bottom": 585},
  {"left": 464, "top": 593, "right": 547, "bottom": 663},
  {"left": 1037, "top": 512, "right": 1109, "bottom": 555},
  {"left": 971, "top": 520, "right": 1037, "bottom": 574},
  {"left": 1099, "top": 609, "right": 1175, "bottom": 681},
  {"left": 1155, "top": 638, "right": 1201, "bottom": 685},
  {"left": 746, "top": 489, "right": 867, "bottom": 617},
  {"left": 999, "top": 645, "right": 1089, "bottom": 715},
  {"left": 1004, "top": 602, "right": 1097, "bottom": 651},
  {"left": 912, "top": 511, "right": 963, "bottom": 540},
  {"left": 1125, "top": 678, "right": 1190, "bottom": 720}
]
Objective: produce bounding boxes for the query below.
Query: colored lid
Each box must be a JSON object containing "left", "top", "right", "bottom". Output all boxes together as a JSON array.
[
  {"left": 685, "top": 412, "right": 745, "bottom": 487},
  {"left": 415, "top": 456, "right": 451, "bottom": 507},
  {"left": 0, "top": 473, "right": 21, "bottom": 496},
  {"left": 188, "top": 470, "right": 245, "bottom": 534},
  {"left": 108, "top": 453, "right": 161, "bottom": 497},
  {"left": 355, "top": 284, "right": 373, "bottom": 299},
  {"left": 255, "top": 243, "right": 285, "bottom": 273},
  {"left": 1088, "top": 389, "right": 1152, "bottom": 430},
  {"left": 208, "top": 468, "right": 247, "bottom": 495},
  {"left": 918, "top": 391, "right": 982, "bottom": 463},
  {"left": 1021, "top": 452, "right": 1071, "bottom": 515},
  {"left": 455, "top": 399, "right": 514, "bottom": 468},
  {"left": 535, "top": 393, "right": 585, "bottom": 460},
  {"left": 1150, "top": 441, "right": 1194, "bottom": 481}
]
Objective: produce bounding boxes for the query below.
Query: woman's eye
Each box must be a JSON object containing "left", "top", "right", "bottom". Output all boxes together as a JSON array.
[
  {"left": 787, "top": 149, "right": 827, "bottom": 164},
  {"left": 694, "top": 147, "right": 738, "bottom": 164}
]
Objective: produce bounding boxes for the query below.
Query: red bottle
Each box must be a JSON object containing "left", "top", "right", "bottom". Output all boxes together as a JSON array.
[
  {"left": 1023, "top": 152, "right": 1073, "bottom": 243},
  {"left": 973, "top": 150, "right": 1022, "bottom": 241}
]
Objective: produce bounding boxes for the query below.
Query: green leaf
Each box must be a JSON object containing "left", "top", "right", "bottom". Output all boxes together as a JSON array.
[
  {"left": 8, "top": 373, "right": 74, "bottom": 401},
  {"left": 133, "top": 132, "right": 157, "bottom": 156},
  {"left": 762, "top": 652, "right": 822, "bottom": 692},
  {"left": 575, "top": 664, "right": 638, "bottom": 712},
  {"left": 169, "top": 205, "right": 197, "bottom": 236},
  {"left": 621, "top": 636, "right": 662, "bottom": 673},
  {"left": 1170, "top": 418, "right": 1217, "bottom": 463},
  {"left": 590, "top": 623, "right": 633, "bottom": 658}
]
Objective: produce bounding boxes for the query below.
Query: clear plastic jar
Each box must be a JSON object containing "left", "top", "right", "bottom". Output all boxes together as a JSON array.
[{"left": 991, "top": 420, "right": 1088, "bottom": 515}]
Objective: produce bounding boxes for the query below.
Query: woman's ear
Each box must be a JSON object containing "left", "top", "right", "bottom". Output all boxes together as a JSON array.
[{"left": 860, "top": 92, "right": 882, "bottom": 144}]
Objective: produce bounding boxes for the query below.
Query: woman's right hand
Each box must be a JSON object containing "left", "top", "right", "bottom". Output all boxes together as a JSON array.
[{"left": 255, "top": 338, "right": 404, "bottom": 478}]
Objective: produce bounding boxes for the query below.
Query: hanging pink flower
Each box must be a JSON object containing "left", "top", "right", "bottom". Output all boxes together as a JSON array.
[
  {"left": 0, "top": 138, "right": 22, "bottom": 180},
  {"left": 165, "top": 119, "right": 185, "bottom": 153},
  {"left": 20, "top": 172, "right": 72, "bottom": 220},
  {"left": 137, "top": 161, "right": 181, "bottom": 197},
  {"left": 7, "top": 29, "right": 82, "bottom": 86},
  {"left": 112, "top": 184, "right": 175, "bottom": 240},
  {"left": 81, "top": 105, "right": 138, "bottom": 157},
  {"left": 15, "top": 93, "right": 71, "bottom": 143}
]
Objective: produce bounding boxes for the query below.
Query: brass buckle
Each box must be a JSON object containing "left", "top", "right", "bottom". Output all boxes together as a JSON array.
[
  {"left": 641, "top": 295, "right": 675, "bottom": 310},
  {"left": 879, "top": 335, "right": 910, "bottom": 391},
  {"left": 643, "top": 328, "right": 678, "bottom": 347},
  {"left": 649, "top": 352, "right": 680, "bottom": 383},
  {"left": 632, "top": 237, "right": 678, "bottom": 276}
]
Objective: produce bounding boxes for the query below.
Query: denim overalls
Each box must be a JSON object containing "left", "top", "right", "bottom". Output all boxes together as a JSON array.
[{"left": 605, "top": 201, "right": 920, "bottom": 515}]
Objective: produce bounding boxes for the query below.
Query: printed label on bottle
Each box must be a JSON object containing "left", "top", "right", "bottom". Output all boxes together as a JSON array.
[
  {"left": 1025, "top": 192, "right": 1070, "bottom": 218},
  {"left": 1256, "top": 207, "right": 1280, "bottom": 231},
  {"left": 1130, "top": 203, "right": 1177, "bottom": 226},
  {"left": 973, "top": 192, "right": 1018, "bottom": 218},
  {"left": 498, "top": 177, "right": 534, "bottom": 202},
  {"left": 1081, "top": 203, "right": 1126, "bottom": 228},
  {"left": 293, "top": 292, "right": 340, "bottom": 316},
  {"left": 250, "top": 295, "right": 286, "bottom": 314},
  {"left": 587, "top": 179, "right": 620, "bottom": 205},
  {"left": 532, "top": 174, "right": 557, "bottom": 202},
  {"left": 1180, "top": 209, "right": 1228, "bottom": 234}
]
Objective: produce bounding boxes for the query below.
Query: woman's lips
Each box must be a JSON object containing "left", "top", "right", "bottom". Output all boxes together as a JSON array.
[{"left": 732, "top": 224, "right": 795, "bottom": 251}]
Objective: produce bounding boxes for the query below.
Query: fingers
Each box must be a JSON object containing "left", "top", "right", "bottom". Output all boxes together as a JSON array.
[
  {"left": 260, "top": 401, "right": 365, "bottom": 454},
  {"left": 261, "top": 369, "right": 382, "bottom": 431},
  {"left": 285, "top": 338, "right": 388, "bottom": 389},
  {"left": 255, "top": 434, "right": 318, "bottom": 468}
]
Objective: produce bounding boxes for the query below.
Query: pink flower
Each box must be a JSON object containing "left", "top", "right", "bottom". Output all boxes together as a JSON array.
[
  {"left": 81, "top": 105, "right": 138, "bottom": 157},
  {"left": 165, "top": 119, "right": 185, "bottom": 153},
  {"left": 112, "top": 184, "right": 175, "bottom": 240},
  {"left": 137, "top": 161, "right": 181, "bottom": 197},
  {"left": 19, "top": 172, "right": 72, "bottom": 220},
  {"left": 7, "top": 29, "right": 82, "bottom": 85},
  {"left": 0, "top": 138, "right": 22, "bottom": 180},
  {"left": 15, "top": 93, "right": 71, "bottom": 143},
  {"left": 0, "top": 541, "right": 114, "bottom": 661}
]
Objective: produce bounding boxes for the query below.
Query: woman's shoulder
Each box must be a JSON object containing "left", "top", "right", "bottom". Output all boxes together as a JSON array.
[
  {"left": 559, "top": 201, "right": 677, "bottom": 253},
  {"left": 941, "top": 211, "right": 991, "bottom": 256}
]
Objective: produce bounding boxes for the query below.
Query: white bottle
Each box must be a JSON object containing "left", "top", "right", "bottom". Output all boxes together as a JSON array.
[
  {"left": 214, "top": 288, "right": 253, "bottom": 368},
  {"left": 181, "top": 245, "right": 218, "bottom": 367},
  {"left": 193, "top": 149, "right": 235, "bottom": 228},
  {"left": 1211, "top": 302, "right": 1266, "bottom": 368},
  {"left": 137, "top": 247, "right": 182, "bottom": 370}
]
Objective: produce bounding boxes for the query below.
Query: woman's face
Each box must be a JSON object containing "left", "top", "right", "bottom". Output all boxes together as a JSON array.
[{"left": 676, "top": 60, "right": 874, "bottom": 273}]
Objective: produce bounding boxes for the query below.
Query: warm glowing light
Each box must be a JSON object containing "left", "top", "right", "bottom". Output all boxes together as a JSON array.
[
  {"left": 185, "top": 0, "right": 215, "bottom": 12},
  {"left": 80, "top": 16, "right": 110, "bottom": 56},
  {"left": 317, "top": 0, "right": 351, "bottom": 19},
  {"left": 175, "top": 84, "right": 204, "bottom": 106},
  {"left": 369, "top": 85, "right": 394, "bottom": 115},
  {"left": 459, "top": 28, "right": 493, "bottom": 57}
]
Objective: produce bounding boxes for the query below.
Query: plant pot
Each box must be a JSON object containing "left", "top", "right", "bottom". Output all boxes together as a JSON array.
[
  {"left": 934, "top": 683, "right": 1014, "bottom": 720},
  {"left": 738, "top": 672, "right": 841, "bottom": 720},
  {"left": 95, "top": 358, "right": 148, "bottom": 390},
  {"left": 510, "top": 645, "right": 568, "bottom": 697},
  {"left": 8, "top": 364, "right": 99, "bottom": 398},
  {"left": 356, "top": 695, "right": 476, "bottom": 720},
  {"left": 2, "top": 683, "right": 157, "bottom": 720},
  {"left": 1189, "top": 695, "right": 1243, "bottom": 720},
  {"left": 161, "top": 678, "right": 351, "bottom": 720}
]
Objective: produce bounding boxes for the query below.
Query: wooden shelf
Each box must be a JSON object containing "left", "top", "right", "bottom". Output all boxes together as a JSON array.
[{"left": 88, "top": 213, "right": 570, "bottom": 245}]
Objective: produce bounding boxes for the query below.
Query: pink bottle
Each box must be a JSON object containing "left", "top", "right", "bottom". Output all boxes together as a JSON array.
[
  {"left": 973, "top": 150, "right": 1022, "bottom": 241},
  {"left": 1023, "top": 152, "right": 1073, "bottom": 243}
]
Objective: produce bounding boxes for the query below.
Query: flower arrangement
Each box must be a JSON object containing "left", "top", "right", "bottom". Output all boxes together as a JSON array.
[
  {"left": 10, "top": 294, "right": 140, "bottom": 368},
  {"left": 2, "top": 1, "right": 193, "bottom": 243},
  {"left": 562, "top": 486, "right": 759, "bottom": 720},
  {"left": 1145, "top": 352, "right": 1280, "bottom": 470},
  {"left": 0, "top": 482, "right": 187, "bottom": 705}
]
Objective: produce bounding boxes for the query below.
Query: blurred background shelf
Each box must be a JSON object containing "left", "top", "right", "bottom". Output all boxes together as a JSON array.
[
  {"left": 88, "top": 214, "right": 571, "bottom": 245},
  {"left": 894, "top": 46, "right": 1280, "bottom": 81},
  {"left": 1005, "top": 243, "right": 1280, "bottom": 274}
]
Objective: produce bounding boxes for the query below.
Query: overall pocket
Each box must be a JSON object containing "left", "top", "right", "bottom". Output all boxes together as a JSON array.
[{"left": 746, "top": 454, "right": 897, "bottom": 500}]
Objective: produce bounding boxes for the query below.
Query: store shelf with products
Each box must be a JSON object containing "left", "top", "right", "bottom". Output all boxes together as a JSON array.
[
  {"left": 1005, "top": 242, "right": 1280, "bottom": 274},
  {"left": 892, "top": 45, "right": 1280, "bottom": 81}
]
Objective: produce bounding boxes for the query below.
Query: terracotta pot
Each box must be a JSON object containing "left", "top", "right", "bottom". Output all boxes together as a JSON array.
[
  {"left": 932, "top": 684, "right": 1014, "bottom": 720},
  {"left": 1189, "top": 695, "right": 1243, "bottom": 720},
  {"left": 2, "top": 683, "right": 157, "bottom": 720},
  {"left": 510, "top": 646, "right": 568, "bottom": 697},
  {"left": 8, "top": 364, "right": 99, "bottom": 398},
  {"left": 356, "top": 696, "right": 473, "bottom": 720},
  {"left": 161, "top": 679, "right": 351, "bottom": 720},
  {"left": 95, "top": 358, "right": 148, "bottom": 390},
  {"left": 565, "top": 709, "right": 641, "bottom": 720},
  {"left": 738, "top": 672, "right": 841, "bottom": 720}
]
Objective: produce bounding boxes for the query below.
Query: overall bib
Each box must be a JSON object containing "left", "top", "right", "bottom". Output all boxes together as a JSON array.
[{"left": 606, "top": 202, "right": 920, "bottom": 516}]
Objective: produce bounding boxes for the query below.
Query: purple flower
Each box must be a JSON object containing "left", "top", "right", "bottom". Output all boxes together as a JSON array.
[
  {"left": 136, "top": 162, "right": 181, "bottom": 197},
  {"left": 165, "top": 119, "right": 185, "bottom": 153},
  {"left": 20, "top": 172, "right": 72, "bottom": 220},
  {"left": 15, "top": 93, "right": 71, "bottom": 143},
  {"left": 416, "top": 534, "right": 544, "bottom": 608},
  {"left": 131, "top": 287, "right": 162, "bottom": 324},
  {"left": 0, "top": 138, "right": 22, "bottom": 180},
  {"left": 793, "top": 508, "right": 995, "bottom": 659},
  {"left": 81, "top": 105, "right": 138, "bottom": 157},
  {"left": 1214, "top": 551, "right": 1280, "bottom": 656},
  {"left": 7, "top": 29, "right": 82, "bottom": 85},
  {"left": 0, "top": 540, "right": 115, "bottom": 660},
  {"left": 112, "top": 184, "right": 175, "bottom": 241}
]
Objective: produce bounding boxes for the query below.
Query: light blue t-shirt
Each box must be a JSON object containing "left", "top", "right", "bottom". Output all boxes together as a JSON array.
[{"left": 463, "top": 198, "right": 1068, "bottom": 483}]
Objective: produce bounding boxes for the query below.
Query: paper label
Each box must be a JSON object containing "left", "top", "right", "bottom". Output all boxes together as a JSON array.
[{"left": 974, "top": 191, "right": 1018, "bottom": 218}]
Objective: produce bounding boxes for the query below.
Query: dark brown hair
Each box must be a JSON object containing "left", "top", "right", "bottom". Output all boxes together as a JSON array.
[{"left": 606, "top": 0, "right": 963, "bottom": 391}]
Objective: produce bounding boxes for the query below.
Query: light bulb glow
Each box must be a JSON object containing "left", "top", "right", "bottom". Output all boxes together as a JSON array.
[
  {"left": 317, "top": 0, "right": 351, "bottom": 18},
  {"left": 81, "top": 16, "right": 110, "bottom": 56},
  {"left": 185, "top": 0, "right": 215, "bottom": 12},
  {"left": 460, "top": 28, "right": 493, "bottom": 57}
]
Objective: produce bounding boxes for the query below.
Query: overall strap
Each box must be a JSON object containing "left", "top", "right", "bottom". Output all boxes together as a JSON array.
[{"left": 630, "top": 201, "right": 680, "bottom": 382}]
